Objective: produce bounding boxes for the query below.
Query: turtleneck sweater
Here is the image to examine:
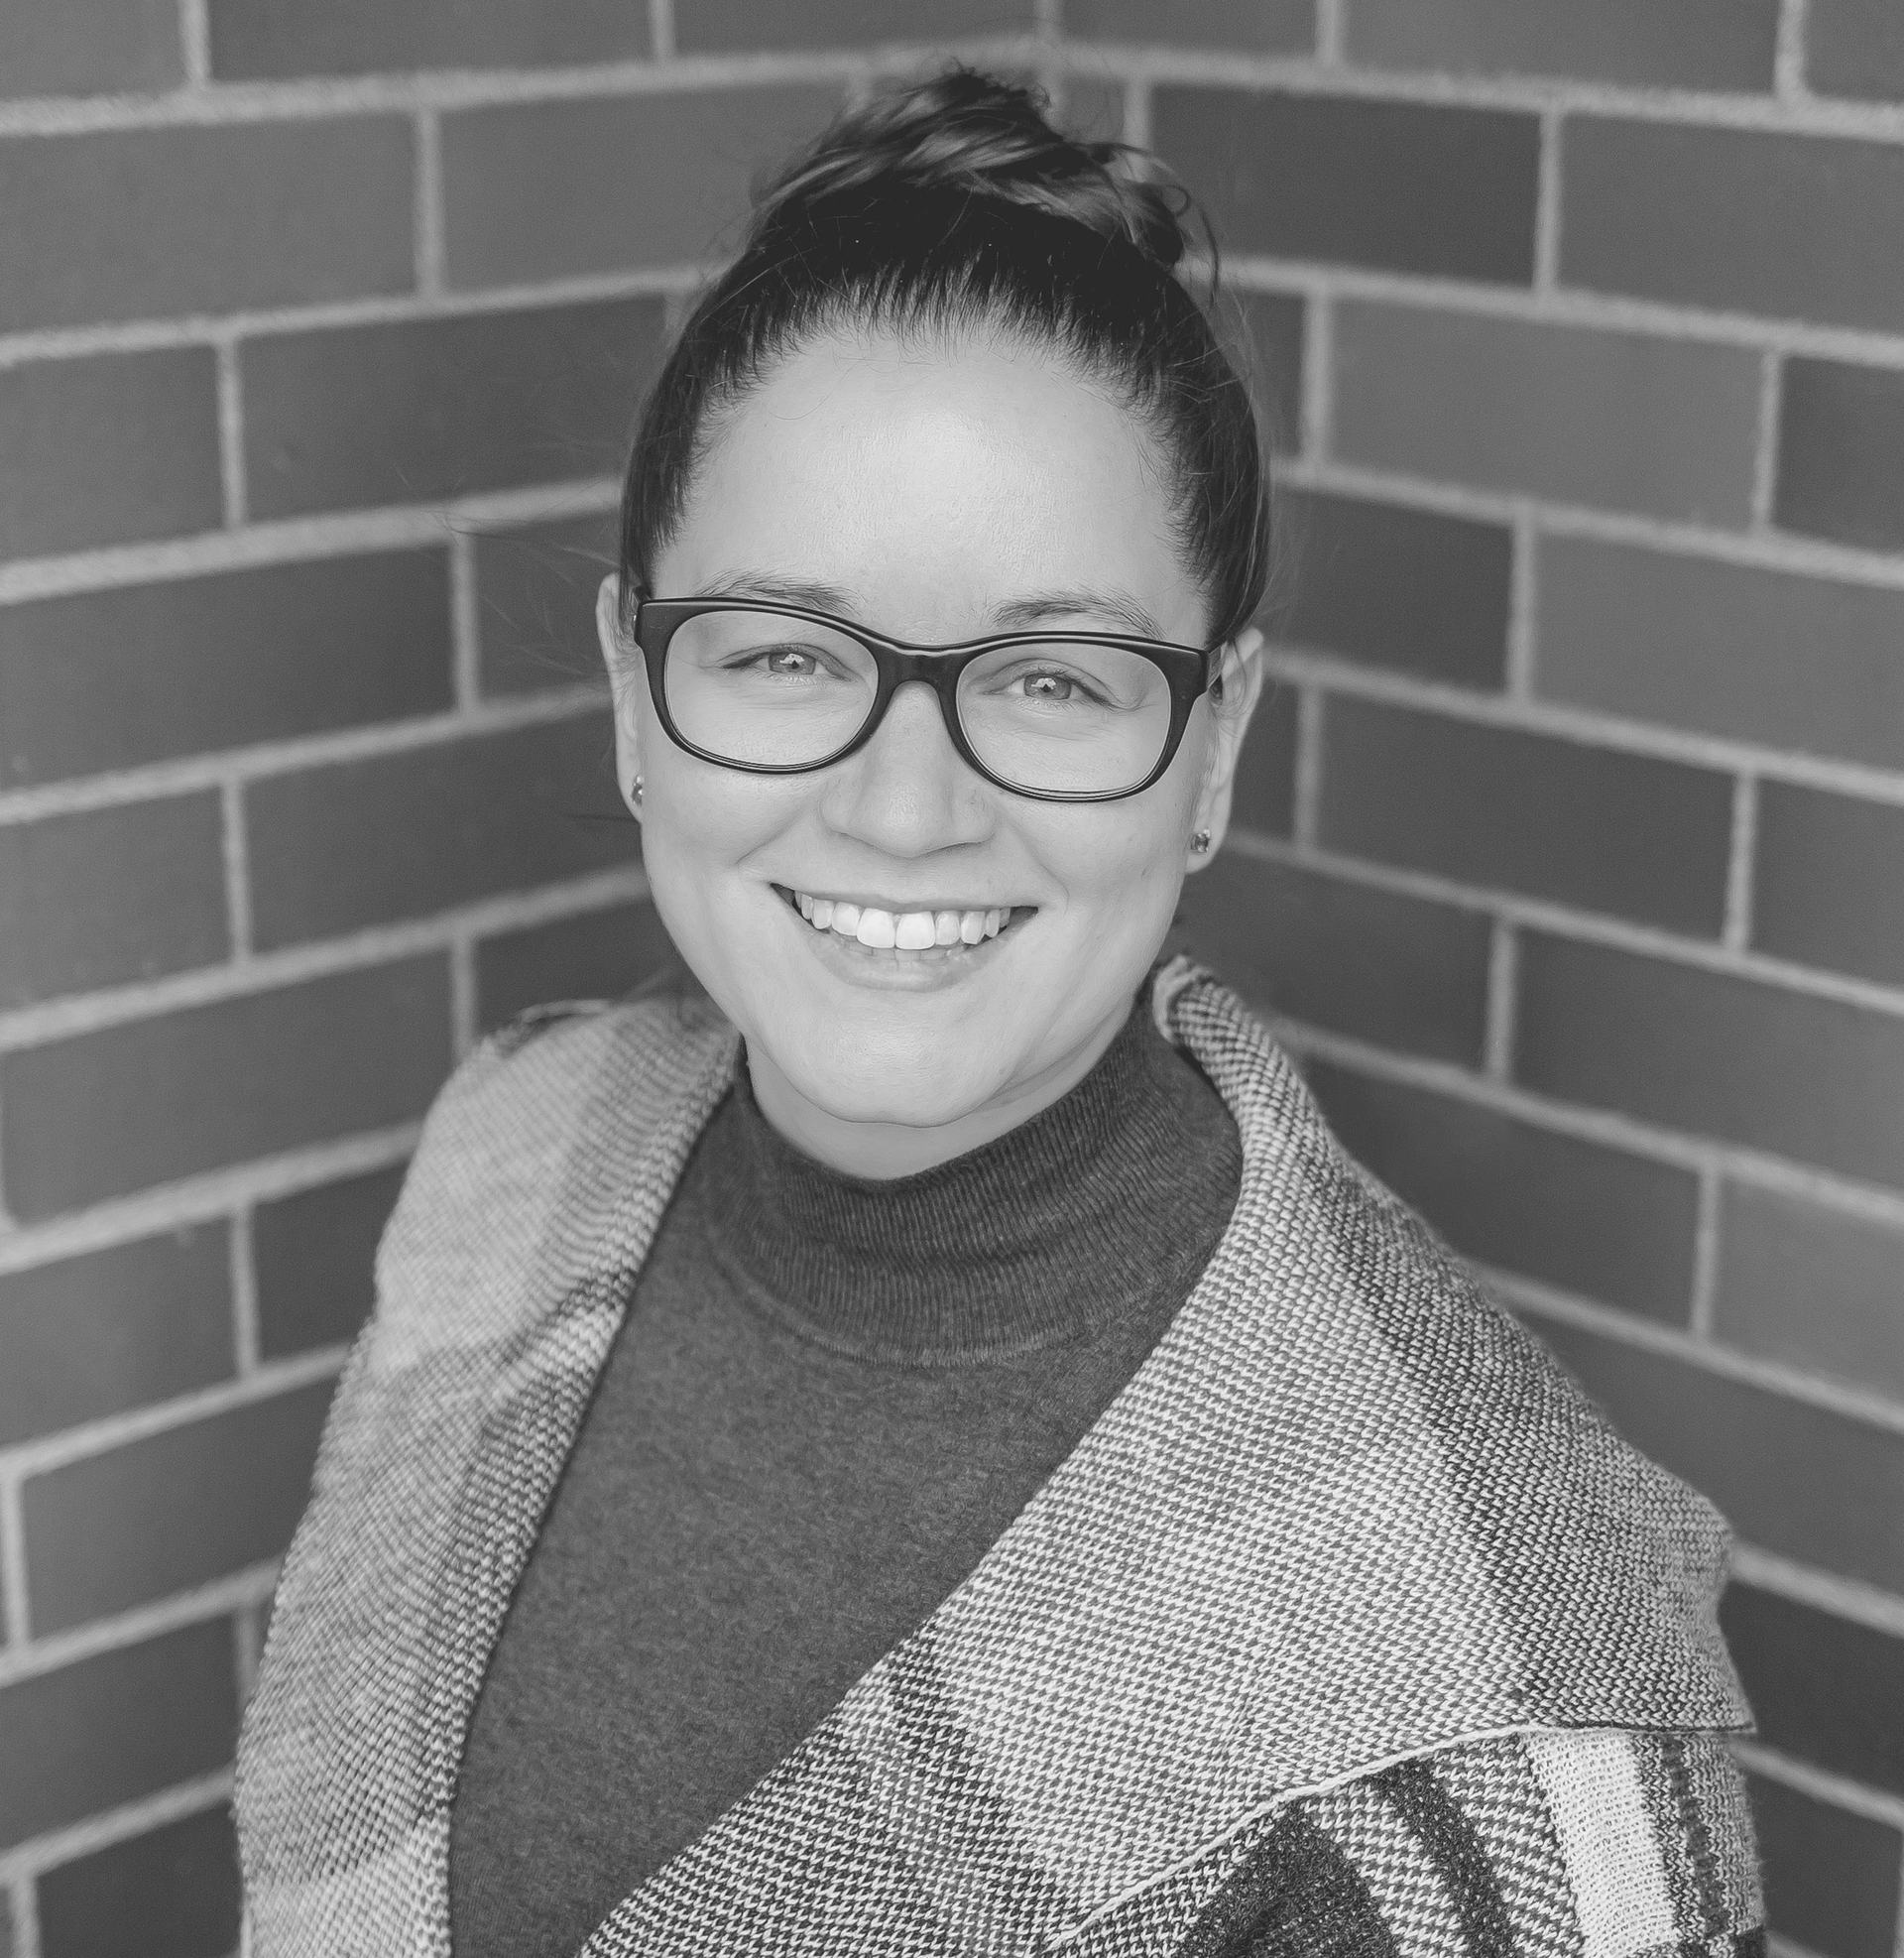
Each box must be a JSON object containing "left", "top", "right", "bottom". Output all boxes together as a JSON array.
[{"left": 447, "top": 993, "right": 1243, "bottom": 1958}]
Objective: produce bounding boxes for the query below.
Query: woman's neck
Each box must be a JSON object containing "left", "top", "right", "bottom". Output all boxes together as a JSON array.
[{"left": 744, "top": 997, "right": 1132, "bottom": 1180}]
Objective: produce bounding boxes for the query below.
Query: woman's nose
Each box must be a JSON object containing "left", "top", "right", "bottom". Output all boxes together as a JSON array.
[{"left": 820, "top": 678, "right": 991, "bottom": 855}]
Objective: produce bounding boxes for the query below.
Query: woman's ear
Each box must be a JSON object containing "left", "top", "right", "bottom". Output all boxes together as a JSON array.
[
  {"left": 597, "top": 573, "right": 646, "bottom": 817},
  {"left": 1185, "top": 626, "right": 1265, "bottom": 874}
]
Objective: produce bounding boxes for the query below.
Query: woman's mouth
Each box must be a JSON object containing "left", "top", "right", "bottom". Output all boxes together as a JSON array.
[{"left": 773, "top": 886, "right": 1030, "bottom": 955}]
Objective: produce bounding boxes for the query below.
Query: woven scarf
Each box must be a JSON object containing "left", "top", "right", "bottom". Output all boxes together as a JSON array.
[{"left": 235, "top": 961, "right": 1748, "bottom": 1957}]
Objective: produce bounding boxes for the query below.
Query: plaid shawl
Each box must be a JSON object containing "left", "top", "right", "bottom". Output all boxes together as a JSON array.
[{"left": 236, "top": 961, "right": 1752, "bottom": 1956}]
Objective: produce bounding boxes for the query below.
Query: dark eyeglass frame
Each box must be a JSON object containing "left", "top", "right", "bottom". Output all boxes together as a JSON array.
[{"left": 633, "top": 596, "right": 1220, "bottom": 803}]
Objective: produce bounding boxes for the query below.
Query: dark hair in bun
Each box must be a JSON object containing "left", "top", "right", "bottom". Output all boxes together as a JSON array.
[{"left": 619, "top": 67, "right": 1270, "bottom": 645}]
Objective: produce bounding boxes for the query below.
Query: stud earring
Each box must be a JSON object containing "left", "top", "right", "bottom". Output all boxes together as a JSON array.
[
  {"left": 632, "top": 776, "right": 644, "bottom": 814},
  {"left": 1190, "top": 828, "right": 1212, "bottom": 854}
]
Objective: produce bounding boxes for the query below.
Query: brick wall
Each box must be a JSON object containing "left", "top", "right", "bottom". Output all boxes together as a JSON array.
[{"left": 1, "top": 3, "right": 1901, "bottom": 1954}]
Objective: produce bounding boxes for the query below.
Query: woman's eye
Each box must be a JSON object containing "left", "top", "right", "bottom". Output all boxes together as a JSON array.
[
  {"left": 1019, "top": 671, "right": 1076, "bottom": 701},
  {"left": 764, "top": 648, "right": 819, "bottom": 675}
]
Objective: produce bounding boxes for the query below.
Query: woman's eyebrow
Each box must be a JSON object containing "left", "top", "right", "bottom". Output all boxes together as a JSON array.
[
  {"left": 991, "top": 588, "right": 1163, "bottom": 637},
  {"left": 698, "top": 571, "right": 858, "bottom": 610}
]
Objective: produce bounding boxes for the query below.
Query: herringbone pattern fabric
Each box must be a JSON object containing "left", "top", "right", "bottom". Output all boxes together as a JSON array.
[{"left": 237, "top": 964, "right": 1755, "bottom": 1956}]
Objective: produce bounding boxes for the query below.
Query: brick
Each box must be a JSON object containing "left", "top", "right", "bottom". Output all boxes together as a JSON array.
[
  {"left": 1808, "top": 0, "right": 1904, "bottom": 100},
  {"left": 23, "top": 1379, "right": 332, "bottom": 1633},
  {"left": 0, "top": 551, "right": 454, "bottom": 789},
  {"left": 476, "top": 901, "right": 682, "bottom": 1031},
  {"left": 1748, "top": 1774, "right": 1902, "bottom": 1958},
  {"left": 1333, "top": 304, "right": 1760, "bottom": 526},
  {"left": 1753, "top": 784, "right": 1904, "bottom": 989},
  {"left": 0, "top": 0, "right": 180, "bottom": 95},
  {"left": 1775, "top": 359, "right": 1904, "bottom": 554},
  {"left": 1238, "top": 292, "right": 1304, "bottom": 453},
  {"left": 674, "top": 0, "right": 1031, "bottom": 50},
  {"left": 475, "top": 512, "right": 617, "bottom": 697},
  {"left": 444, "top": 86, "right": 842, "bottom": 288},
  {"left": 1346, "top": 0, "right": 1778, "bottom": 88},
  {"left": 1317, "top": 699, "right": 1733, "bottom": 934},
  {"left": 1228, "top": 680, "right": 1298, "bottom": 837},
  {"left": 1177, "top": 852, "right": 1491, "bottom": 1063},
  {"left": 38, "top": 1805, "right": 239, "bottom": 1958},
  {"left": 1535, "top": 1315, "right": 1904, "bottom": 1593},
  {"left": 209, "top": 0, "right": 646, "bottom": 77},
  {"left": 1715, "top": 1185, "right": 1904, "bottom": 1402},
  {"left": 1066, "top": 0, "right": 1313, "bottom": 49},
  {"left": 1534, "top": 539, "right": 1904, "bottom": 774},
  {"left": 1724, "top": 1585, "right": 1904, "bottom": 1796},
  {"left": 0, "top": 1621, "right": 236, "bottom": 1850},
  {"left": 0, "top": 794, "right": 227, "bottom": 1009},
  {"left": 1562, "top": 119, "right": 1904, "bottom": 335},
  {"left": 0, "top": 1228, "right": 232, "bottom": 1448},
  {"left": 246, "top": 714, "right": 632, "bottom": 948},
  {"left": 1153, "top": 89, "right": 1539, "bottom": 285},
  {"left": 0, "top": 349, "right": 220, "bottom": 561},
  {"left": 0, "top": 122, "right": 411, "bottom": 335},
  {"left": 0, "top": 957, "right": 450, "bottom": 1220},
  {"left": 1309, "top": 1062, "right": 1700, "bottom": 1320},
  {"left": 1515, "top": 934, "right": 1904, "bottom": 1190},
  {"left": 1275, "top": 490, "right": 1511, "bottom": 687},
  {"left": 244, "top": 300, "right": 663, "bottom": 522},
  {"left": 254, "top": 1163, "right": 406, "bottom": 1359}
]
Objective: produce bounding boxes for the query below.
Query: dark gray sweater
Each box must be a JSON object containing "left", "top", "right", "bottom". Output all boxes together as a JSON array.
[{"left": 447, "top": 997, "right": 1242, "bottom": 1958}]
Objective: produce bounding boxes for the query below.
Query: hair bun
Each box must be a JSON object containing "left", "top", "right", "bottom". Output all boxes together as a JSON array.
[{"left": 758, "top": 66, "right": 1197, "bottom": 271}]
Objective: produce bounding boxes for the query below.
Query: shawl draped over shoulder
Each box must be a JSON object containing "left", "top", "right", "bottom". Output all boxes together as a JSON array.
[{"left": 235, "top": 961, "right": 1756, "bottom": 1957}]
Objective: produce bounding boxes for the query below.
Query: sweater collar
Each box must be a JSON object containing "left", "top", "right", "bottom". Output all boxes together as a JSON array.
[{"left": 698, "top": 996, "right": 1240, "bottom": 1364}]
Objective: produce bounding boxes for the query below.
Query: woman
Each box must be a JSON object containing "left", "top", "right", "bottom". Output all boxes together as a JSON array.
[{"left": 237, "top": 70, "right": 1762, "bottom": 1957}]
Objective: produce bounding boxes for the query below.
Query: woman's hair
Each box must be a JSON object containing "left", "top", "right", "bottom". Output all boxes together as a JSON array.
[{"left": 618, "top": 67, "right": 1271, "bottom": 647}]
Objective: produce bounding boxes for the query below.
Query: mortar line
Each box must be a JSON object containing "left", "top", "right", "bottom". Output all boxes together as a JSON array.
[
  {"left": 0, "top": 477, "right": 623, "bottom": 609},
  {"left": 1728, "top": 1542, "right": 1904, "bottom": 1638},
  {"left": 7, "top": 1873, "right": 39, "bottom": 1958},
  {"left": 1724, "top": 773, "right": 1761, "bottom": 953},
  {"left": 413, "top": 107, "right": 446, "bottom": 298},
  {"left": 229, "top": 1206, "right": 261, "bottom": 1375},
  {"left": 5, "top": 48, "right": 1904, "bottom": 137},
  {"left": 1504, "top": 504, "right": 1538, "bottom": 696},
  {"left": 0, "top": 859, "right": 646, "bottom": 1051},
  {"left": 1121, "top": 70, "right": 1151, "bottom": 147},
  {"left": 1730, "top": 1738, "right": 1904, "bottom": 1827},
  {"left": 219, "top": 779, "right": 253, "bottom": 960},
  {"left": 1483, "top": 919, "right": 1518, "bottom": 1081},
  {"left": 0, "top": 1127, "right": 422, "bottom": 1281},
  {"left": 214, "top": 339, "right": 247, "bottom": 529},
  {"left": 449, "top": 526, "right": 483, "bottom": 710},
  {"left": 233, "top": 1594, "right": 266, "bottom": 1707},
  {"left": 1485, "top": 1269, "right": 1904, "bottom": 1435},
  {"left": 1250, "top": 1006, "right": 1904, "bottom": 1233},
  {"left": 649, "top": 0, "right": 675, "bottom": 61},
  {"left": 1314, "top": 0, "right": 1346, "bottom": 63},
  {"left": 0, "top": 1560, "right": 283, "bottom": 1691},
  {"left": 0, "top": 1351, "right": 349, "bottom": 1484},
  {"left": 1533, "top": 109, "right": 1564, "bottom": 294},
  {"left": 449, "top": 937, "right": 480, "bottom": 1061},
  {"left": 0, "top": 1479, "right": 28, "bottom": 1649},
  {"left": 1750, "top": 350, "right": 1785, "bottom": 530},
  {"left": 177, "top": 0, "right": 211, "bottom": 85},
  {"left": 1688, "top": 1164, "right": 1724, "bottom": 1337},
  {"left": 0, "top": 1772, "right": 235, "bottom": 1889},
  {"left": 1775, "top": 0, "right": 1812, "bottom": 99}
]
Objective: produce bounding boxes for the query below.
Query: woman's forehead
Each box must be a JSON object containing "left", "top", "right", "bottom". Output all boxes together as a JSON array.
[{"left": 661, "top": 332, "right": 1203, "bottom": 643}]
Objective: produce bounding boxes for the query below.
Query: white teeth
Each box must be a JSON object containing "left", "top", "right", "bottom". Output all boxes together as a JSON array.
[{"left": 790, "top": 890, "right": 1021, "bottom": 950}]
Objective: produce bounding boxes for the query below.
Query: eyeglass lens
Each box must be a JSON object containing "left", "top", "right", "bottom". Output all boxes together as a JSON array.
[{"left": 660, "top": 608, "right": 1176, "bottom": 795}]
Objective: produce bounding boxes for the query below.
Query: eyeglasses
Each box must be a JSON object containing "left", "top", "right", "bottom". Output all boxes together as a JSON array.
[{"left": 632, "top": 597, "right": 1219, "bottom": 802}]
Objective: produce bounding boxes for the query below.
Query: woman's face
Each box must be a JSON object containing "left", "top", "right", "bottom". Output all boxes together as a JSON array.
[{"left": 600, "top": 330, "right": 1261, "bottom": 1173}]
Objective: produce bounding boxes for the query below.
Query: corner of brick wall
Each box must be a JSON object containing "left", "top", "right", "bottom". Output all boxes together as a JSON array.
[{"left": 1, "top": 2, "right": 1901, "bottom": 1954}]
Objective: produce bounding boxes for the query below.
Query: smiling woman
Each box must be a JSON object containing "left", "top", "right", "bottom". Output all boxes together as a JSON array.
[{"left": 234, "top": 69, "right": 1765, "bottom": 1958}]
